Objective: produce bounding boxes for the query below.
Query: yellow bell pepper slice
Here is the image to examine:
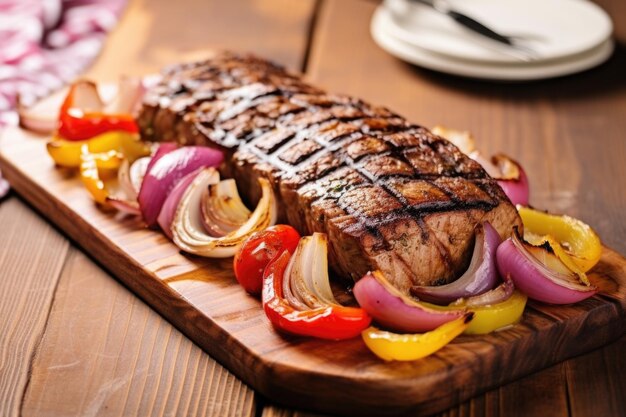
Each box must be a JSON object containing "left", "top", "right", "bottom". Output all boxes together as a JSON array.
[
  {"left": 518, "top": 206, "right": 602, "bottom": 272},
  {"left": 361, "top": 313, "right": 473, "bottom": 361},
  {"left": 461, "top": 291, "right": 527, "bottom": 335},
  {"left": 47, "top": 131, "right": 150, "bottom": 168},
  {"left": 79, "top": 145, "right": 124, "bottom": 204},
  {"left": 537, "top": 235, "right": 590, "bottom": 285}
]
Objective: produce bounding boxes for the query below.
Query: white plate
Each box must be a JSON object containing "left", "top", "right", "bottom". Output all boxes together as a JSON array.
[
  {"left": 383, "top": 0, "right": 613, "bottom": 64},
  {"left": 371, "top": 6, "right": 614, "bottom": 81}
]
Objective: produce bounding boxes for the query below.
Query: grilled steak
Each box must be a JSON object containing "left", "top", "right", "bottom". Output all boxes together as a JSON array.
[{"left": 138, "top": 52, "right": 521, "bottom": 292}]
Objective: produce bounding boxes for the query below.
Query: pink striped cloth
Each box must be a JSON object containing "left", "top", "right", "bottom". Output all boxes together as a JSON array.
[{"left": 0, "top": 0, "right": 128, "bottom": 198}]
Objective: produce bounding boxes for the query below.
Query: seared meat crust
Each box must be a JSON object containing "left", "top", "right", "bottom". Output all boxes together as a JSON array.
[{"left": 138, "top": 52, "right": 521, "bottom": 291}]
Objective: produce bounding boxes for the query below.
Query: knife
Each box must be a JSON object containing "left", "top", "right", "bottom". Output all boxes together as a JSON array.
[{"left": 410, "top": 0, "right": 537, "bottom": 61}]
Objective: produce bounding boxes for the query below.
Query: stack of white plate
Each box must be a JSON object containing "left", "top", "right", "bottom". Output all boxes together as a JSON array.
[{"left": 371, "top": 0, "right": 614, "bottom": 81}]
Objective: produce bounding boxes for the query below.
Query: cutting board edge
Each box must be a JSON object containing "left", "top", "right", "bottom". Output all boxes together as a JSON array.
[{"left": 2, "top": 135, "right": 625, "bottom": 416}]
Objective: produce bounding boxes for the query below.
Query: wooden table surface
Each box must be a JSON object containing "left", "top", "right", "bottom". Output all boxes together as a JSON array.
[{"left": 1, "top": 0, "right": 625, "bottom": 416}]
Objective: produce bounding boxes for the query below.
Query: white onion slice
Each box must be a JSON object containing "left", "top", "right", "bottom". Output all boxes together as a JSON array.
[
  {"left": 283, "top": 233, "right": 337, "bottom": 310},
  {"left": 172, "top": 169, "right": 277, "bottom": 258},
  {"left": 117, "top": 156, "right": 150, "bottom": 202},
  {"left": 201, "top": 179, "right": 252, "bottom": 237},
  {"left": 108, "top": 156, "right": 151, "bottom": 215}
]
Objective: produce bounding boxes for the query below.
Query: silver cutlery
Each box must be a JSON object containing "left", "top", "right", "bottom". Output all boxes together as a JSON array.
[{"left": 410, "top": 0, "right": 539, "bottom": 61}]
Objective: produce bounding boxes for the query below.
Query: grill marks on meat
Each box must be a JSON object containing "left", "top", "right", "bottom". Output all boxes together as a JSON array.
[{"left": 138, "top": 52, "right": 521, "bottom": 290}]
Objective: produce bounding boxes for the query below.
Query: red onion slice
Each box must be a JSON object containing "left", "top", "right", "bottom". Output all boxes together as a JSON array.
[
  {"left": 497, "top": 176, "right": 529, "bottom": 207},
  {"left": 496, "top": 232, "right": 597, "bottom": 305},
  {"left": 145, "top": 142, "right": 177, "bottom": 174},
  {"left": 493, "top": 155, "right": 529, "bottom": 206},
  {"left": 473, "top": 153, "right": 529, "bottom": 206},
  {"left": 138, "top": 146, "right": 223, "bottom": 226},
  {"left": 452, "top": 274, "right": 515, "bottom": 308},
  {"left": 411, "top": 222, "right": 501, "bottom": 304},
  {"left": 106, "top": 197, "right": 140, "bottom": 215},
  {"left": 353, "top": 271, "right": 465, "bottom": 333},
  {"left": 157, "top": 169, "right": 202, "bottom": 239}
]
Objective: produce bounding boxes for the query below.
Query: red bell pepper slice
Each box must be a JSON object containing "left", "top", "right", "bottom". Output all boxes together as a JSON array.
[
  {"left": 262, "top": 251, "right": 372, "bottom": 340},
  {"left": 58, "top": 82, "right": 139, "bottom": 141}
]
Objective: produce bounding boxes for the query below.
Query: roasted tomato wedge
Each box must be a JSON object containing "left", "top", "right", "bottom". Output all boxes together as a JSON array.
[{"left": 233, "top": 225, "right": 300, "bottom": 295}]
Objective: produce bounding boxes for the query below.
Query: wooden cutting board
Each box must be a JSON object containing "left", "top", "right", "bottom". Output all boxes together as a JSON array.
[{"left": 1, "top": 126, "right": 625, "bottom": 416}]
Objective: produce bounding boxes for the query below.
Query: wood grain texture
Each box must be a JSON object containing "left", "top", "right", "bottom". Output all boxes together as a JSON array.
[
  {"left": 436, "top": 337, "right": 626, "bottom": 417},
  {"left": 264, "top": 336, "right": 626, "bottom": 417},
  {"left": 0, "top": 0, "right": 318, "bottom": 415},
  {"left": 286, "top": 0, "right": 626, "bottom": 414},
  {"left": 20, "top": 249, "right": 256, "bottom": 417},
  {"left": 1, "top": 122, "right": 625, "bottom": 416},
  {"left": 84, "top": 0, "right": 318, "bottom": 82},
  {"left": 565, "top": 336, "right": 626, "bottom": 417},
  {"left": 0, "top": 1, "right": 318, "bottom": 415},
  {"left": 0, "top": 199, "right": 69, "bottom": 417},
  {"left": 2, "top": 0, "right": 626, "bottom": 415}
]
